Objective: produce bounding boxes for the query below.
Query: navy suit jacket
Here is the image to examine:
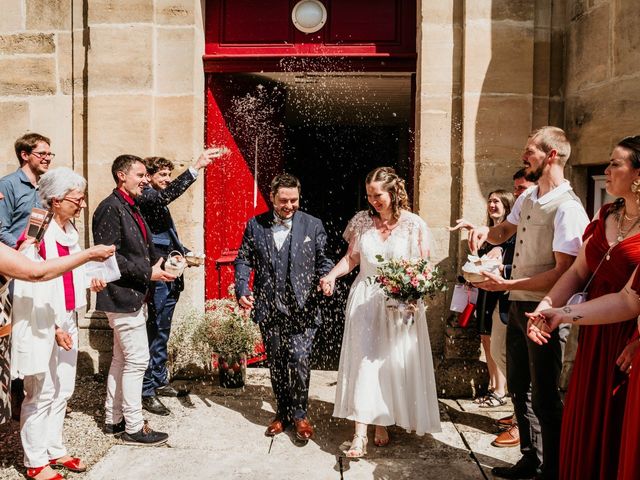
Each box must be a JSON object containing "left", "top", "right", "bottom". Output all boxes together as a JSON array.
[
  {"left": 137, "top": 169, "right": 197, "bottom": 255},
  {"left": 234, "top": 210, "right": 334, "bottom": 326}
]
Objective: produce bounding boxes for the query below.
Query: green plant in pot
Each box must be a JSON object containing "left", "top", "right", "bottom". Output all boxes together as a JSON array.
[{"left": 168, "top": 295, "right": 262, "bottom": 388}]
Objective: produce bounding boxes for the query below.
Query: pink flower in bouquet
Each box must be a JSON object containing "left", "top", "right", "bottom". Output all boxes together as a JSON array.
[
  {"left": 405, "top": 266, "right": 415, "bottom": 274},
  {"left": 410, "top": 277, "right": 419, "bottom": 287},
  {"left": 391, "top": 286, "right": 401, "bottom": 294}
]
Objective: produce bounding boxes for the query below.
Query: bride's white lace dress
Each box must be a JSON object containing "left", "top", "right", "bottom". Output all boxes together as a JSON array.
[{"left": 333, "top": 210, "right": 441, "bottom": 435}]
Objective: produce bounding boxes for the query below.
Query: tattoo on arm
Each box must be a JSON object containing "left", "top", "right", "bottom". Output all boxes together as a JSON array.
[
  {"left": 562, "top": 306, "right": 572, "bottom": 314},
  {"left": 572, "top": 315, "right": 583, "bottom": 322}
]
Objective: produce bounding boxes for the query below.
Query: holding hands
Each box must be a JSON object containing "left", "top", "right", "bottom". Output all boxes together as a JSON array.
[
  {"left": 319, "top": 275, "right": 336, "bottom": 296},
  {"left": 525, "top": 308, "right": 567, "bottom": 345}
]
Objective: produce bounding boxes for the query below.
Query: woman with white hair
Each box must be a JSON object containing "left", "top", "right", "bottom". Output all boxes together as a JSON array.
[{"left": 13, "top": 167, "right": 112, "bottom": 480}]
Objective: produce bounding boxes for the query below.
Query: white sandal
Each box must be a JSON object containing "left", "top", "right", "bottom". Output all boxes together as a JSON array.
[{"left": 346, "top": 433, "right": 368, "bottom": 458}]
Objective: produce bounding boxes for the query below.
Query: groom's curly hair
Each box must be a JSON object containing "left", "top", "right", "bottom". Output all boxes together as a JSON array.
[{"left": 365, "top": 167, "right": 410, "bottom": 220}]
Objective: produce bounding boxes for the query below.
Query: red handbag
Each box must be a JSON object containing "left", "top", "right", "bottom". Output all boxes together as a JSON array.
[{"left": 458, "top": 302, "right": 476, "bottom": 328}]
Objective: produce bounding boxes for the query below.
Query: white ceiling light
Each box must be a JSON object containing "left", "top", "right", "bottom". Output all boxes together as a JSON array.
[{"left": 291, "top": 0, "right": 327, "bottom": 34}]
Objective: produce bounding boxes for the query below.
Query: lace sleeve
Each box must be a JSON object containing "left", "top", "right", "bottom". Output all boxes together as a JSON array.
[
  {"left": 343, "top": 210, "right": 371, "bottom": 255},
  {"left": 413, "top": 213, "right": 434, "bottom": 260}
]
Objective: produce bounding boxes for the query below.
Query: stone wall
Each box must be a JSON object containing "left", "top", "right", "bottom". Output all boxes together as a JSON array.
[
  {"left": 417, "top": 0, "right": 567, "bottom": 396},
  {"left": 564, "top": 0, "right": 640, "bottom": 165},
  {"left": 0, "top": 0, "right": 206, "bottom": 375}
]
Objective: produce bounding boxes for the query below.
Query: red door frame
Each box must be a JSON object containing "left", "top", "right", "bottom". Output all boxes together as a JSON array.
[{"left": 203, "top": 0, "right": 417, "bottom": 300}]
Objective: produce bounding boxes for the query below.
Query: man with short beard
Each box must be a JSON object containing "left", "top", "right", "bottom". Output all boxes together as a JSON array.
[{"left": 452, "top": 127, "right": 589, "bottom": 479}]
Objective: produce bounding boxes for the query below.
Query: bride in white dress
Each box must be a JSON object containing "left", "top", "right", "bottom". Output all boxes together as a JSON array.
[{"left": 320, "top": 167, "right": 441, "bottom": 458}]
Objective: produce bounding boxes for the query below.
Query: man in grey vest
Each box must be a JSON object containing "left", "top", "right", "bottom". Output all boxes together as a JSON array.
[
  {"left": 453, "top": 127, "right": 589, "bottom": 479},
  {"left": 234, "top": 173, "right": 334, "bottom": 442}
]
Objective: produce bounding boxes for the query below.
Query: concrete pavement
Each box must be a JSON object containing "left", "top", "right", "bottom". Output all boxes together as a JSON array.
[{"left": 85, "top": 369, "right": 518, "bottom": 480}]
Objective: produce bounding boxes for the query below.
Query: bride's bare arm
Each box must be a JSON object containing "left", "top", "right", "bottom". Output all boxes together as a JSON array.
[{"left": 319, "top": 244, "right": 359, "bottom": 296}]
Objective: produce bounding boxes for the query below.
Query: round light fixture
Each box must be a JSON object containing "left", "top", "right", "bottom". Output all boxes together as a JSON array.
[{"left": 291, "top": 0, "right": 327, "bottom": 34}]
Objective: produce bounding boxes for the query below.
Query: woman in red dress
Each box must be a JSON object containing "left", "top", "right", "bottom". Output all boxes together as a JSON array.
[
  {"left": 529, "top": 264, "right": 640, "bottom": 480},
  {"left": 525, "top": 135, "right": 640, "bottom": 479}
]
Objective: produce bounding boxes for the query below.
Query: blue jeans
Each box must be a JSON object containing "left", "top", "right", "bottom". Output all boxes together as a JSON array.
[{"left": 142, "top": 281, "right": 179, "bottom": 397}]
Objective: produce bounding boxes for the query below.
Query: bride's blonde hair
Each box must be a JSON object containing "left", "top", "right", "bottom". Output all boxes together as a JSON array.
[{"left": 365, "top": 167, "right": 410, "bottom": 220}]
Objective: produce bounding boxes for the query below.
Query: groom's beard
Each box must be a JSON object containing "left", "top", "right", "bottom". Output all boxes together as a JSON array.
[{"left": 525, "top": 163, "right": 544, "bottom": 182}]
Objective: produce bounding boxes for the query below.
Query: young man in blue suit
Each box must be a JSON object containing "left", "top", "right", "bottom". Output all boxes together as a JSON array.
[
  {"left": 137, "top": 149, "right": 220, "bottom": 415},
  {"left": 234, "top": 173, "right": 334, "bottom": 441}
]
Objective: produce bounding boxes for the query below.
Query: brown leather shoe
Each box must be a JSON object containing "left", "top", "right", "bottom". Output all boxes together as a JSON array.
[
  {"left": 265, "top": 418, "right": 285, "bottom": 437},
  {"left": 492, "top": 424, "right": 520, "bottom": 447},
  {"left": 294, "top": 418, "right": 314, "bottom": 441},
  {"left": 496, "top": 414, "right": 514, "bottom": 429}
]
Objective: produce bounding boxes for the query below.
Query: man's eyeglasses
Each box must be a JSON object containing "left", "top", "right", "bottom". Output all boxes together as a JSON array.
[
  {"left": 31, "top": 151, "right": 55, "bottom": 160},
  {"left": 62, "top": 196, "right": 86, "bottom": 208}
]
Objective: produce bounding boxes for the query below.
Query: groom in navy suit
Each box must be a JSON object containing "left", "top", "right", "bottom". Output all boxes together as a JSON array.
[{"left": 235, "top": 173, "right": 333, "bottom": 441}]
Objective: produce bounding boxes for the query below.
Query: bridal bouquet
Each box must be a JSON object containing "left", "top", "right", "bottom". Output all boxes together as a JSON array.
[{"left": 372, "top": 255, "right": 447, "bottom": 302}]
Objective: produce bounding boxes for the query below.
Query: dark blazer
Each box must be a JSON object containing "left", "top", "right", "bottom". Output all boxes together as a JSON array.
[
  {"left": 137, "top": 169, "right": 196, "bottom": 255},
  {"left": 234, "top": 210, "right": 334, "bottom": 326},
  {"left": 93, "top": 190, "right": 160, "bottom": 313}
]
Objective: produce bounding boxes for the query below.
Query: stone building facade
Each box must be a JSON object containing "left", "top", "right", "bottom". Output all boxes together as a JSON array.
[{"left": 0, "top": 0, "right": 638, "bottom": 395}]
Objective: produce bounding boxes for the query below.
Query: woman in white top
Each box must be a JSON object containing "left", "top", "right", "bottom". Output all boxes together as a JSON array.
[
  {"left": 13, "top": 168, "right": 112, "bottom": 480},
  {"left": 320, "top": 167, "right": 441, "bottom": 458}
]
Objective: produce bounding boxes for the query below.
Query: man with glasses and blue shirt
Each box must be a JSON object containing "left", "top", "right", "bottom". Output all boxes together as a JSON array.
[
  {"left": 0, "top": 132, "right": 54, "bottom": 421},
  {"left": 0, "top": 133, "right": 54, "bottom": 248}
]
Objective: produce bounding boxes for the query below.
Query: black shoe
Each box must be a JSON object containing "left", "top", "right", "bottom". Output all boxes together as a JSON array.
[
  {"left": 491, "top": 457, "right": 541, "bottom": 479},
  {"left": 104, "top": 419, "right": 126, "bottom": 435},
  {"left": 142, "top": 395, "right": 171, "bottom": 416},
  {"left": 155, "top": 385, "right": 186, "bottom": 397},
  {"left": 121, "top": 423, "right": 169, "bottom": 446}
]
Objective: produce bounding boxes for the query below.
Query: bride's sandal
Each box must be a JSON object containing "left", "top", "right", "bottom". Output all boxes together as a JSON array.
[
  {"left": 374, "top": 426, "right": 389, "bottom": 447},
  {"left": 345, "top": 434, "right": 368, "bottom": 458}
]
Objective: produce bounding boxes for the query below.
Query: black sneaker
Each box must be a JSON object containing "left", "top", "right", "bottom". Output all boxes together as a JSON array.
[
  {"left": 104, "top": 419, "right": 126, "bottom": 435},
  {"left": 121, "top": 423, "right": 169, "bottom": 446},
  {"left": 491, "top": 456, "right": 540, "bottom": 479}
]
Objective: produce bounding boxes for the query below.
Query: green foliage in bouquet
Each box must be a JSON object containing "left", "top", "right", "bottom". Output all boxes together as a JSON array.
[
  {"left": 168, "top": 294, "right": 261, "bottom": 374},
  {"left": 371, "top": 255, "right": 447, "bottom": 302}
]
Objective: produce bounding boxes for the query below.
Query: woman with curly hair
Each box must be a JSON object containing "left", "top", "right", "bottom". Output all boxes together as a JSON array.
[{"left": 320, "top": 166, "right": 441, "bottom": 458}]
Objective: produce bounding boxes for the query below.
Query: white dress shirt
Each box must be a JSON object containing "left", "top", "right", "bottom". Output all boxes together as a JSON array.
[{"left": 272, "top": 214, "right": 292, "bottom": 250}]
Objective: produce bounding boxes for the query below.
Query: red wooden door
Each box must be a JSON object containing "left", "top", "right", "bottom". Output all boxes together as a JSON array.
[{"left": 204, "top": 74, "right": 286, "bottom": 299}]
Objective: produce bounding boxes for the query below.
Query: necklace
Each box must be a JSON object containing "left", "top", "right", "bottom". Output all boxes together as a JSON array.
[
  {"left": 616, "top": 207, "right": 640, "bottom": 243},
  {"left": 625, "top": 212, "right": 640, "bottom": 221}
]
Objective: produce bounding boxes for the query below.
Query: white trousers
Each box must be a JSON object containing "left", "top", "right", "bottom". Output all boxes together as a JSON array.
[
  {"left": 105, "top": 307, "right": 149, "bottom": 434},
  {"left": 21, "top": 311, "right": 77, "bottom": 467},
  {"left": 490, "top": 308, "right": 508, "bottom": 377}
]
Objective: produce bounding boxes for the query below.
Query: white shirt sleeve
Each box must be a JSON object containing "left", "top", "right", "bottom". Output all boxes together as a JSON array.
[
  {"left": 506, "top": 191, "right": 527, "bottom": 225},
  {"left": 188, "top": 166, "right": 199, "bottom": 178},
  {"left": 552, "top": 201, "right": 590, "bottom": 256}
]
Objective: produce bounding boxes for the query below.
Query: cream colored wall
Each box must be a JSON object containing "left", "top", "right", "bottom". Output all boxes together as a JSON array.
[
  {"left": 564, "top": 0, "right": 640, "bottom": 166},
  {"left": 415, "top": 0, "right": 566, "bottom": 395},
  {"left": 0, "top": 0, "right": 205, "bottom": 299},
  {"left": 0, "top": 0, "right": 206, "bottom": 373}
]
